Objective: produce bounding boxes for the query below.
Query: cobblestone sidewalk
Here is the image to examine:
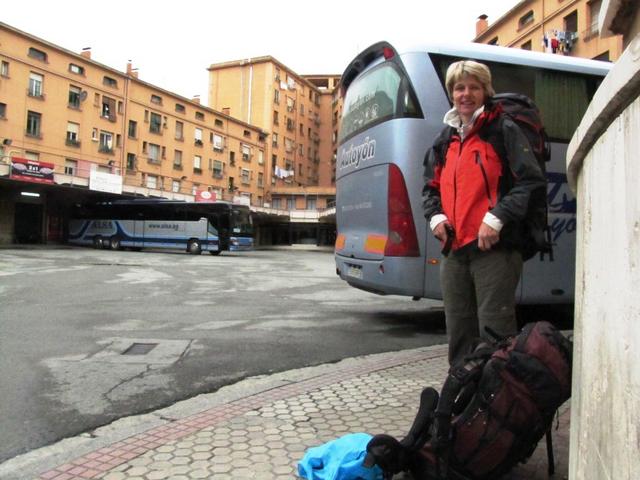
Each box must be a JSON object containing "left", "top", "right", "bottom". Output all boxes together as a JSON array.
[{"left": 3, "top": 344, "right": 569, "bottom": 480}]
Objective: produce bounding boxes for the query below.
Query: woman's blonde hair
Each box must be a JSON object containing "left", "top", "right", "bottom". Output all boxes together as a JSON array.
[{"left": 445, "top": 60, "right": 495, "bottom": 100}]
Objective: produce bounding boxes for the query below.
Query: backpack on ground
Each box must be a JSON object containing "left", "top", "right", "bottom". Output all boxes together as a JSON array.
[
  {"left": 484, "top": 93, "right": 553, "bottom": 261},
  {"left": 365, "top": 321, "right": 573, "bottom": 480}
]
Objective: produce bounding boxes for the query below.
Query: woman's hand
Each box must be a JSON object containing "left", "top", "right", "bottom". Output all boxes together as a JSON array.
[
  {"left": 478, "top": 222, "right": 499, "bottom": 251},
  {"left": 434, "top": 221, "right": 452, "bottom": 242}
]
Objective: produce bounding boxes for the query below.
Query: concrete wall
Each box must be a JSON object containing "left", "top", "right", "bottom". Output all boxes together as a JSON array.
[{"left": 566, "top": 27, "right": 640, "bottom": 479}]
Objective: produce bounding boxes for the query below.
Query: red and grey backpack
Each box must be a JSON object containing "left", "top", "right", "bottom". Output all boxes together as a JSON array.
[
  {"left": 365, "top": 321, "right": 573, "bottom": 480},
  {"left": 485, "top": 93, "right": 553, "bottom": 261}
]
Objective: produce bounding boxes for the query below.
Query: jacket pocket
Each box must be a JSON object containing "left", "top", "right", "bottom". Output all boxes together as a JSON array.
[{"left": 475, "top": 151, "right": 494, "bottom": 208}]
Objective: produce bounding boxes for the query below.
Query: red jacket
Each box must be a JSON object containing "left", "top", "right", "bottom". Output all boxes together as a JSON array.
[{"left": 423, "top": 105, "right": 546, "bottom": 253}]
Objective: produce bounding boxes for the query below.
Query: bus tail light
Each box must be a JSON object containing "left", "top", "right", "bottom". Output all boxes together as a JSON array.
[{"left": 385, "top": 164, "right": 419, "bottom": 257}]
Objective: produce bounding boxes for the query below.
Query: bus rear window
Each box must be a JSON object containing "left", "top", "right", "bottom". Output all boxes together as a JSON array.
[
  {"left": 339, "top": 63, "right": 421, "bottom": 143},
  {"left": 430, "top": 54, "right": 602, "bottom": 143}
]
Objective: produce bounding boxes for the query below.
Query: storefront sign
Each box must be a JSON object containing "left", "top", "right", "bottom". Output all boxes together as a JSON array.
[
  {"left": 195, "top": 190, "right": 217, "bottom": 202},
  {"left": 89, "top": 170, "right": 123, "bottom": 194},
  {"left": 10, "top": 157, "right": 55, "bottom": 184}
]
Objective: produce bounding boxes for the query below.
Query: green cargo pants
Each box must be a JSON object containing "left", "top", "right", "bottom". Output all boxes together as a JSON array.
[{"left": 440, "top": 246, "right": 523, "bottom": 364}]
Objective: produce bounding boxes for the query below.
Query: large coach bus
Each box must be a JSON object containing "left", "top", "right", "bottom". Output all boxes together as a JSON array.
[
  {"left": 68, "top": 199, "right": 253, "bottom": 255},
  {"left": 334, "top": 41, "right": 610, "bottom": 304}
]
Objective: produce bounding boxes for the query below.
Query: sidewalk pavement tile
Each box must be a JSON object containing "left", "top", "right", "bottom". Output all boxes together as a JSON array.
[{"left": 32, "top": 344, "right": 569, "bottom": 480}]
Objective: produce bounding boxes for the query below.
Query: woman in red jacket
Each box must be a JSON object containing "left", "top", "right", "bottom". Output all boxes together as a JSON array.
[{"left": 422, "top": 60, "right": 546, "bottom": 364}]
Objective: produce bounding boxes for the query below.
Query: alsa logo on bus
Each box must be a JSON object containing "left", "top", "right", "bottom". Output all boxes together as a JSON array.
[{"left": 339, "top": 137, "right": 376, "bottom": 170}]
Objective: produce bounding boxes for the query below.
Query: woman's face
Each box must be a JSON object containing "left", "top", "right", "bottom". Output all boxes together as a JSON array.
[{"left": 452, "top": 75, "right": 486, "bottom": 123}]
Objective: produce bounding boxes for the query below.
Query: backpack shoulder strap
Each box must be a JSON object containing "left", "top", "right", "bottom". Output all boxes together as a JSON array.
[{"left": 431, "top": 126, "right": 456, "bottom": 166}]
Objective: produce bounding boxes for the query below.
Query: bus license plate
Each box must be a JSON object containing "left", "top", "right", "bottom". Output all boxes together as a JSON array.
[{"left": 347, "top": 265, "right": 363, "bottom": 279}]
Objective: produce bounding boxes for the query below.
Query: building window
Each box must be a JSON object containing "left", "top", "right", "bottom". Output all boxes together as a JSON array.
[
  {"left": 172, "top": 180, "right": 181, "bottom": 193},
  {"left": 564, "top": 10, "right": 578, "bottom": 33},
  {"left": 518, "top": 10, "right": 534, "bottom": 29},
  {"left": 286, "top": 97, "right": 295, "bottom": 112},
  {"left": 147, "top": 143, "right": 160, "bottom": 163},
  {"left": 243, "top": 129, "right": 251, "bottom": 138},
  {"left": 306, "top": 197, "right": 316, "bottom": 210},
  {"left": 68, "top": 85, "right": 81, "bottom": 108},
  {"left": 174, "top": 150, "right": 183, "bottom": 168},
  {"left": 257, "top": 172, "right": 264, "bottom": 188},
  {"left": 521, "top": 40, "right": 532, "bottom": 50},
  {"left": 99, "top": 131, "right": 114, "bottom": 153},
  {"left": 241, "top": 168, "right": 250, "bottom": 185},
  {"left": 257, "top": 150, "right": 264, "bottom": 165},
  {"left": 229, "top": 151, "right": 235, "bottom": 166},
  {"left": 126, "top": 153, "right": 136, "bottom": 171},
  {"left": 213, "top": 134, "right": 224, "bottom": 151},
  {"left": 175, "top": 103, "right": 185, "bottom": 114},
  {"left": 194, "top": 128, "right": 203, "bottom": 145},
  {"left": 103, "top": 76, "right": 118, "bottom": 88},
  {"left": 193, "top": 155, "right": 202, "bottom": 172},
  {"left": 215, "top": 118, "right": 223, "bottom": 127},
  {"left": 66, "top": 122, "right": 80, "bottom": 146},
  {"left": 586, "top": 0, "right": 602, "bottom": 39},
  {"left": 26, "top": 111, "right": 41, "bottom": 137},
  {"left": 149, "top": 112, "right": 162, "bottom": 133},
  {"left": 242, "top": 145, "right": 251, "bottom": 162},
  {"left": 175, "top": 121, "right": 184, "bottom": 140},
  {"left": 195, "top": 111, "right": 204, "bottom": 121},
  {"left": 488, "top": 36, "right": 499, "bottom": 45},
  {"left": 1, "top": 61, "right": 9, "bottom": 77},
  {"left": 287, "top": 198, "right": 295, "bottom": 210},
  {"left": 213, "top": 160, "right": 223, "bottom": 178},
  {"left": 28, "top": 72, "right": 44, "bottom": 97},
  {"left": 272, "top": 133, "right": 279, "bottom": 148},
  {"left": 128, "top": 120, "right": 137, "bottom": 138},
  {"left": 272, "top": 198, "right": 281, "bottom": 209},
  {"left": 0, "top": 102, "right": 6, "bottom": 118},
  {"left": 274, "top": 89, "right": 280, "bottom": 104},
  {"left": 69, "top": 63, "right": 84, "bottom": 75},
  {"left": 146, "top": 174, "right": 157, "bottom": 189},
  {"left": 102, "top": 96, "right": 116, "bottom": 121},
  {"left": 150, "top": 94, "right": 163, "bottom": 105},
  {"left": 273, "top": 111, "right": 279, "bottom": 125},
  {"left": 64, "top": 159, "right": 77, "bottom": 175},
  {"left": 28, "top": 47, "right": 47, "bottom": 62}
]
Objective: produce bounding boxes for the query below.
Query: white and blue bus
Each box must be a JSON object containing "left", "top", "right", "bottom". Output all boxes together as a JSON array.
[
  {"left": 335, "top": 41, "right": 610, "bottom": 304},
  {"left": 68, "top": 199, "right": 253, "bottom": 255}
]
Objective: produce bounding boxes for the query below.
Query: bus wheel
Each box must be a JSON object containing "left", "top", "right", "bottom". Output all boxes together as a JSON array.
[
  {"left": 187, "top": 239, "right": 201, "bottom": 255},
  {"left": 93, "top": 236, "right": 103, "bottom": 249},
  {"left": 210, "top": 250, "right": 221, "bottom": 256},
  {"left": 110, "top": 236, "right": 122, "bottom": 250}
]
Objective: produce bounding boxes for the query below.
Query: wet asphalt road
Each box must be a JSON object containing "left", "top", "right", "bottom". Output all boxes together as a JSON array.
[{"left": 0, "top": 246, "right": 446, "bottom": 463}]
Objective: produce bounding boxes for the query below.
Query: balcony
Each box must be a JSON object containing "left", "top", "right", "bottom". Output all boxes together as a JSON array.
[{"left": 65, "top": 138, "right": 81, "bottom": 148}]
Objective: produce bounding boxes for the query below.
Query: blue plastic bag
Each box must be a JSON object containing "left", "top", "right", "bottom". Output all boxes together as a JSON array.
[{"left": 297, "top": 432, "right": 384, "bottom": 480}]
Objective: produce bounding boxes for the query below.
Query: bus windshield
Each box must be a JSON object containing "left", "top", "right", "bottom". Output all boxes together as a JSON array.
[
  {"left": 232, "top": 207, "right": 253, "bottom": 235},
  {"left": 339, "top": 62, "right": 421, "bottom": 143}
]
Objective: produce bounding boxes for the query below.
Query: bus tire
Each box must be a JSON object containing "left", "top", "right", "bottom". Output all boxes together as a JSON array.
[
  {"left": 110, "top": 236, "right": 122, "bottom": 250},
  {"left": 187, "top": 239, "right": 201, "bottom": 255},
  {"left": 93, "top": 235, "right": 103, "bottom": 249},
  {"left": 210, "top": 250, "right": 221, "bottom": 256}
]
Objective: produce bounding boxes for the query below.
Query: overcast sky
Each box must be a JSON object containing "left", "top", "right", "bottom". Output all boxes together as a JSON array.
[{"left": 4, "top": 0, "right": 516, "bottom": 102}]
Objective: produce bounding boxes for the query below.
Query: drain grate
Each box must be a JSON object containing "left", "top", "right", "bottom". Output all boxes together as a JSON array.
[{"left": 122, "top": 342, "right": 158, "bottom": 355}]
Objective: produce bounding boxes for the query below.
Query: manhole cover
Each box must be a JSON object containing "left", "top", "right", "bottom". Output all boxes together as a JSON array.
[{"left": 122, "top": 343, "right": 158, "bottom": 355}]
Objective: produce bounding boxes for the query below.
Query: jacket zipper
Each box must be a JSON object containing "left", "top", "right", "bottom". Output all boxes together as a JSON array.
[{"left": 475, "top": 151, "right": 494, "bottom": 208}]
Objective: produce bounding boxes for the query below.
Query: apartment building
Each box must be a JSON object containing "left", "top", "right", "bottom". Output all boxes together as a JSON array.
[
  {"left": 474, "top": 0, "right": 623, "bottom": 61},
  {"left": 207, "top": 58, "right": 340, "bottom": 211},
  {"left": 0, "top": 22, "right": 268, "bottom": 244}
]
